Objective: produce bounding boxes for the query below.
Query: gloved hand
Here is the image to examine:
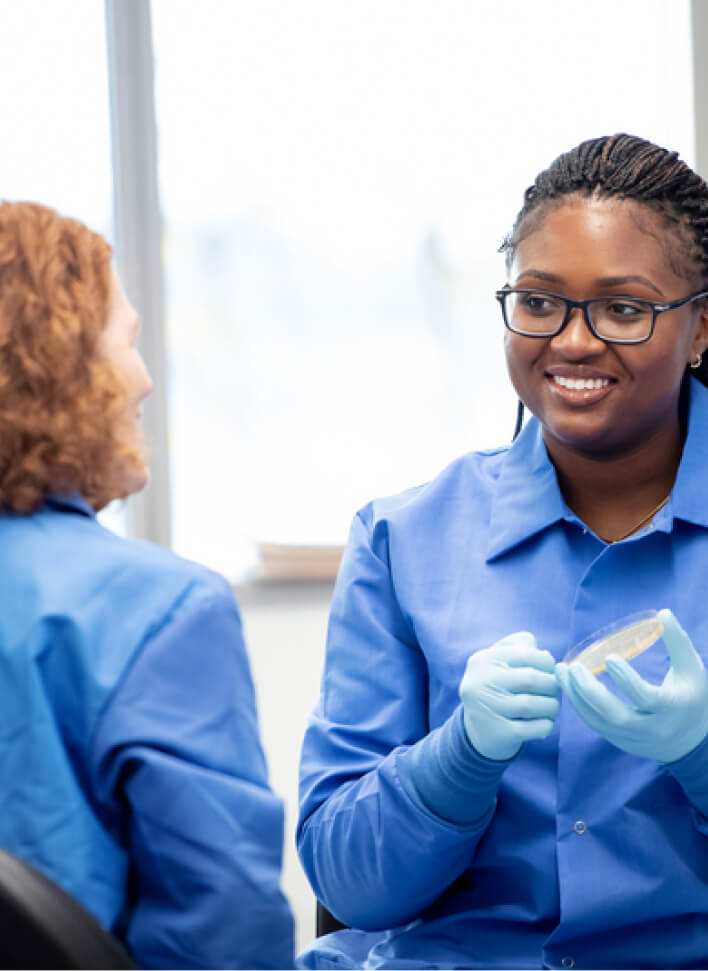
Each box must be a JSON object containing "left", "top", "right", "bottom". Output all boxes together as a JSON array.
[
  {"left": 459, "top": 631, "right": 560, "bottom": 761},
  {"left": 556, "top": 608, "right": 708, "bottom": 764}
]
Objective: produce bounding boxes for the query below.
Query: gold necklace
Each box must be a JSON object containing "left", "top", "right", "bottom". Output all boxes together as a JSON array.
[{"left": 601, "top": 493, "right": 671, "bottom": 544}]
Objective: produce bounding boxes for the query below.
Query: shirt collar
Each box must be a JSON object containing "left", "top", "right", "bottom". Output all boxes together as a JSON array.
[
  {"left": 486, "top": 377, "right": 708, "bottom": 561},
  {"left": 485, "top": 417, "right": 566, "bottom": 562},
  {"left": 45, "top": 492, "right": 97, "bottom": 519}
]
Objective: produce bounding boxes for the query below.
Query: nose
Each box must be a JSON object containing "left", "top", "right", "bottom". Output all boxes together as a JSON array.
[
  {"left": 549, "top": 306, "right": 606, "bottom": 357},
  {"left": 140, "top": 358, "right": 154, "bottom": 400}
]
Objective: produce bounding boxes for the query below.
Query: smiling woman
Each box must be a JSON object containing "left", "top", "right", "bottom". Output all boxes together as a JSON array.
[
  {"left": 500, "top": 139, "right": 708, "bottom": 542},
  {"left": 296, "top": 134, "right": 708, "bottom": 970},
  {"left": 506, "top": 200, "right": 706, "bottom": 451}
]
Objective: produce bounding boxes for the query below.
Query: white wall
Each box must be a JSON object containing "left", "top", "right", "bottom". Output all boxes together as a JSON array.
[{"left": 237, "top": 581, "right": 333, "bottom": 954}]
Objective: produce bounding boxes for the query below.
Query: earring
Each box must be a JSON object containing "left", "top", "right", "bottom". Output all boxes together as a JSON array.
[{"left": 690, "top": 352, "right": 703, "bottom": 369}]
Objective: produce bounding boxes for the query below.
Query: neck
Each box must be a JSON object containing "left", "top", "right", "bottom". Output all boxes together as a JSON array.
[{"left": 544, "top": 419, "right": 684, "bottom": 542}]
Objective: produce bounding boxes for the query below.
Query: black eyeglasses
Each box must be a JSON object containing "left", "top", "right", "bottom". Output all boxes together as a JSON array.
[{"left": 495, "top": 288, "right": 708, "bottom": 345}]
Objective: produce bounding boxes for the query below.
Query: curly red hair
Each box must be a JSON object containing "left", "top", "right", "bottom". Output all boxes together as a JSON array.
[{"left": 0, "top": 201, "right": 146, "bottom": 513}]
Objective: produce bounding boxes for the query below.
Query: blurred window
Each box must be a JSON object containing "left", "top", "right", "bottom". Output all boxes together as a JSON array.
[
  {"left": 152, "top": 0, "right": 693, "bottom": 581},
  {"left": 0, "top": 1, "right": 111, "bottom": 229}
]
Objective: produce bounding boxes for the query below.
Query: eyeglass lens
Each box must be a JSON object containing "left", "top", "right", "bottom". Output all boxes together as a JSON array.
[{"left": 504, "top": 291, "right": 654, "bottom": 341}]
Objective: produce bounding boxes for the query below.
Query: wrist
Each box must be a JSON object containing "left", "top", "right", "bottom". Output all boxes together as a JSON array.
[
  {"left": 397, "top": 707, "right": 510, "bottom": 827},
  {"left": 665, "top": 730, "right": 708, "bottom": 816},
  {"left": 463, "top": 709, "right": 521, "bottom": 761}
]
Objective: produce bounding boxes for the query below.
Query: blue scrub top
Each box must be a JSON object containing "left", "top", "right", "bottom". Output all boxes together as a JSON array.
[
  {"left": 0, "top": 494, "right": 294, "bottom": 970},
  {"left": 297, "top": 378, "right": 708, "bottom": 970}
]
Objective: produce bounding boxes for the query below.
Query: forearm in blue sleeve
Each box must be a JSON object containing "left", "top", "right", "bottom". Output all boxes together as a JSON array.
[
  {"left": 92, "top": 585, "right": 294, "bottom": 969},
  {"left": 396, "top": 705, "right": 509, "bottom": 826},
  {"left": 298, "top": 711, "right": 504, "bottom": 931},
  {"left": 298, "top": 510, "right": 502, "bottom": 931},
  {"left": 122, "top": 751, "right": 293, "bottom": 970}
]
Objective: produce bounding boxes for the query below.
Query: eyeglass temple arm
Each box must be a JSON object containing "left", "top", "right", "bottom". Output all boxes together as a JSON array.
[{"left": 657, "top": 290, "right": 708, "bottom": 312}]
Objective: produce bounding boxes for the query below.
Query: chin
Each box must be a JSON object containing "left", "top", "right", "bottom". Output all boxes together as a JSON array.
[
  {"left": 121, "top": 457, "right": 149, "bottom": 498},
  {"left": 129, "top": 468, "right": 150, "bottom": 496},
  {"left": 541, "top": 413, "right": 619, "bottom": 454}
]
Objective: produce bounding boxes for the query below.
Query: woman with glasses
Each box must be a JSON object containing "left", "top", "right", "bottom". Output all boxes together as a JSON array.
[
  {"left": 0, "top": 201, "right": 294, "bottom": 970},
  {"left": 297, "top": 134, "right": 708, "bottom": 969}
]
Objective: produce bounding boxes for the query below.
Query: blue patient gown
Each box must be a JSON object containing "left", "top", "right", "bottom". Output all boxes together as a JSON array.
[
  {"left": 0, "top": 494, "right": 294, "bottom": 970},
  {"left": 297, "top": 378, "right": 708, "bottom": 970}
]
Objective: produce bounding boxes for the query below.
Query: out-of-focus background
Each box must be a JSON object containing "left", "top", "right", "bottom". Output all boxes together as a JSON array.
[{"left": 2, "top": 0, "right": 706, "bottom": 949}]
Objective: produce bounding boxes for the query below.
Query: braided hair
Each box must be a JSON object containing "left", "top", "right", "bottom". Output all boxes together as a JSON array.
[{"left": 501, "top": 134, "right": 708, "bottom": 392}]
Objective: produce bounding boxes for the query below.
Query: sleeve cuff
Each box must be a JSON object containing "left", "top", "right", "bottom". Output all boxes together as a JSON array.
[
  {"left": 665, "top": 729, "right": 708, "bottom": 816},
  {"left": 396, "top": 706, "right": 511, "bottom": 827}
]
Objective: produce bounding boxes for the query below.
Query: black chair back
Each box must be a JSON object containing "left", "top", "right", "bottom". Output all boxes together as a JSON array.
[
  {"left": 316, "top": 899, "right": 348, "bottom": 937},
  {"left": 0, "top": 849, "right": 135, "bottom": 969}
]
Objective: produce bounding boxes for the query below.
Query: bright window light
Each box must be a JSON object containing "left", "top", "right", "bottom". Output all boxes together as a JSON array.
[{"left": 151, "top": 0, "right": 693, "bottom": 580}]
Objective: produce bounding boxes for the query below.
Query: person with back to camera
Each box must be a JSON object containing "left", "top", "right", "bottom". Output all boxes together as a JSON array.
[
  {"left": 296, "top": 134, "right": 708, "bottom": 969},
  {"left": 0, "top": 200, "right": 294, "bottom": 969}
]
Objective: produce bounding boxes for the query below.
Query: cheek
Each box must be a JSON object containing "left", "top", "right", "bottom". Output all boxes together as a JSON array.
[
  {"left": 619, "top": 339, "right": 687, "bottom": 387},
  {"left": 503, "top": 331, "right": 523, "bottom": 372},
  {"left": 636, "top": 315, "right": 703, "bottom": 376},
  {"left": 504, "top": 333, "right": 542, "bottom": 393}
]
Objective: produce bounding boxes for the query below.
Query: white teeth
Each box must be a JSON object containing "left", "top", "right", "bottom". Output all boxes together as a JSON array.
[{"left": 552, "top": 375, "right": 610, "bottom": 390}]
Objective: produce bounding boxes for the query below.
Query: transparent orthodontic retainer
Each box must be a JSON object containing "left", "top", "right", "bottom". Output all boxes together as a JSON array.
[{"left": 563, "top": 610, "right": 664, "bottom": 675}]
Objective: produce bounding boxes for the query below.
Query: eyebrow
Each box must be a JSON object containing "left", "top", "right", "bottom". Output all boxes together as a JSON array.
[
  {"left": 516, "top": 268, "right": 665, "bottom": 299},
  {"left": 595, "top": 275, "right": 664, "bottom": 298}
]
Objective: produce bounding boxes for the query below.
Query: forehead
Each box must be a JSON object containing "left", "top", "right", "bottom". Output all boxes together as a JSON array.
[{"left": 510, "top": 197, "right": 688, "bottom": 293}]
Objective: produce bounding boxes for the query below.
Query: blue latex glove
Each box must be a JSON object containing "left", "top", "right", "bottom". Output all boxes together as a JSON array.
[
  {"left": 556, "top": 608, "right": 708, "bottom": 764},
  {"left": 459, "top": 631, "right": 560, "bottom": 761}
]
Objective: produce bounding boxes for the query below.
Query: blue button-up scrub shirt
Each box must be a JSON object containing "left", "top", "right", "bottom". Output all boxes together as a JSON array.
[{"left": 297, "top": 377, "right": 708, "bottom": 970}]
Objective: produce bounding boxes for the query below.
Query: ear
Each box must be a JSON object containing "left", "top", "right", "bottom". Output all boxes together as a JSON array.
[{"left": 691, "top": 297, "right": 708, "bottom": 359}]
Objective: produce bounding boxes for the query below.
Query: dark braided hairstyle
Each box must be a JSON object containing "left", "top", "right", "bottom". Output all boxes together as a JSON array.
[{"left": 501, "top": 134, "right": 708, "bottom": 399}]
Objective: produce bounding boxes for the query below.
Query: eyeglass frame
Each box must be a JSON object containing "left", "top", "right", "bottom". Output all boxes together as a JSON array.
[{"left": 495, "top": 287, "right": 708, "bottom": 345}]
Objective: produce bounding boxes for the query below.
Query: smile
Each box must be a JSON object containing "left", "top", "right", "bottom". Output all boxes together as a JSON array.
[
  {"left": 552, "top": 375, "right": 611, "bottom": 390},
  {"left": 545, "top": 371, "right": 617, "bottom": 406}
]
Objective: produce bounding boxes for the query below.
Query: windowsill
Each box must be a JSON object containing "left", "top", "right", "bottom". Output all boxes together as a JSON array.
[
  {"left": 233, "top": 544, "right": 340, "bottom": 603},
  {"left": 254, "top": 541, "right": 344, "bottom": 583}
]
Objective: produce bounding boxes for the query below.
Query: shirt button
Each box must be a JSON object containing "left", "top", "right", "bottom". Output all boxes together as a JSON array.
[
  {"left": 562, "top": 957, "right": 575, "bottom": 968},
  {"left": 573, "top": 820, "right": 586, "bottom": 834}
]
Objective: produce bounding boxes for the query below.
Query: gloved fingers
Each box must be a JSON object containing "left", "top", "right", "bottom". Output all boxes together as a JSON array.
[
  {"left": 556, "top": 662, "right": 580, "bottom": 709},
  {"left": 657, "top": 608, "right": 704, "bottom": 679},
  {"left": 492, "top": 692, "right": 560, "bottom": 721},
  {"left": 558, "top": 661, "right": 637, "bottom": 726},
  {"left": 555, "top": 661, "right": 571, "bottom": 695},
  {"left": 489, "top": 637, "right": 556, "bottom": 673},
  {"left": 604, "top": 653, "right": 661, "bottom": 711},
  {"left": 494, "top": 666, "right": 559, "bottom": 697},
  {"left": 510, "top": 717, "right": 557, "bottom": 744}
]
